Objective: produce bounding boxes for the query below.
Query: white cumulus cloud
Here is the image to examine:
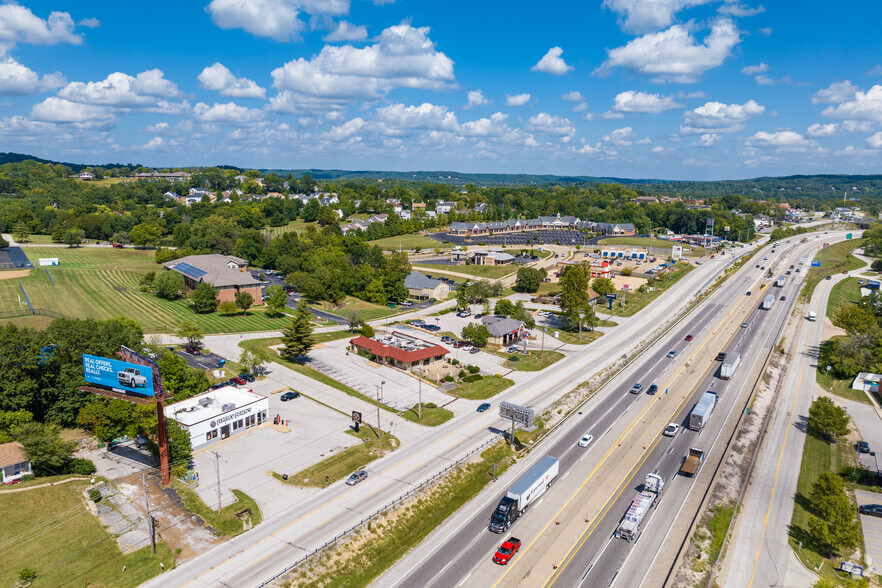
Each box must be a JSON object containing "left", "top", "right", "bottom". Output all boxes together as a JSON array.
[
  {"left": 595, "top": 19, "right": 740, "bottom": 83},
  {"left": 812, "top": 80, "right": 859, "bottom": 104},
  {"left": 375, "top": 103, "right": 458, "bottom": 131},
  {"left": 206, "top": 0, "right": 348, "bottom": 42},
  {"left": 464, "top": 89, "right": 489, "bottom": 109},
  {"left": 324, "top": 20, "right": 368, "bottom": 42},
  {"left": 142, "top": 137, "right": 166, "bottom": 150},
  {"left": 58, "top": 69, "right": 181, "bottom": 108},
  {"left": 697, "top": 133, "right": 720, "bottom": 147},
  {"left": 740, "top": 62, "right": 768, "bottom": 75},
  {"left": 749, "top": 130, "right": 815, "bottom": 147},
  {"left": 562, "top": 91, "right": 584, "bottom": 101},
  {"left": 0, "top": 57, "right": 64, "bottom": 95},
  {"left": 680, "top": 99, "right": 764, "bottom": 134},
  {"left": 866, "top": 132, "right": 882, "bottom": 149},
  {"left": 601, "top": 0, "right": 716, "bottom": 34},
  {"left": 505, "top": 93, "right": 531, "bottom": 107},
  {"left": 806, "top": 123, "right": 837, "bottom": 137},
  {"left": 611, "top": 90, "right": 682, "bottom": 113},
  {"left": 531, "top": 47, "right": 573, "bottom": 75},
  {"left": 193, "top": 101, "right": 264, "bottom": 123},
  {"left": 198, "top": 63, "right": 266, "bottom": 99},
  {"left": 0, "top": 4, "right": 88, "bottom": 53},
  {"left": 821, "top": 85, "right": 882, "bottom": 122},
  {"left": 30, "top": 97, "right": 114, "bottom": 124},
  {"left": 526, "top": 113, "right": 575, "bottom": 138}
]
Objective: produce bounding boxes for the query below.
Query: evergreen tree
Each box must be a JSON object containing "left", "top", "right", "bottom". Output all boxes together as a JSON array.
[{"left": 281, "top": 302, "right": 315, "bottom": 359}]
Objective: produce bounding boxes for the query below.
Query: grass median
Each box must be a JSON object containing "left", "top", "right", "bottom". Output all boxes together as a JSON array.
[
  {"left": 282, "top": 440, "right": 516, "bottom": 588},
  {"left": 172, "top": 481, "right": 262, "bottom": 536},
  {"left": 272, "top": 426, "right": 399, "bottom": 488},
  {"left": 497, "top": 349, "right": 564, "bottom": 371},
  {"left": 398, "top": 403, "right": 454, "bottom": 426}
]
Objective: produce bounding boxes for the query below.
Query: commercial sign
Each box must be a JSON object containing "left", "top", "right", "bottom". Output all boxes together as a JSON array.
[
  {"left": 846, "top": 233, "right": 853, "bottom": 239},
  {"left": 210, "top": 406, "right": 253, "bottom": 428},
  {"left": 82, "top": 354, "right": 155, "bottom": 396},
  {"left": 811, "top": 261, "right": 821, "bottom": 267},
  {"left": 499, "top": 401, "right": 534, "bottom": 427},
  {"left": 606, "top": 293, "right": 618, "bottom": 299},
  {"left": 352, "top": 411, "right": 362, "bottom": 423}
]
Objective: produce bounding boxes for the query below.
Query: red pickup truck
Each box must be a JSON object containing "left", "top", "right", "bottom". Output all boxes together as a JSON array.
[{"left": 492, "top": 537, "right": 521, "bottom": 565}]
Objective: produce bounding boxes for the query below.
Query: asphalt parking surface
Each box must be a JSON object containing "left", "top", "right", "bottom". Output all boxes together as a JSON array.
[
  {"left": 0, "top": 246, "right": 33, "bottom": 268},
  {"left": 855, "top": 489, "right": 882, "bottom": 570},
  {"left": 176, "top": 349, "right": 227, "bottom": 370}
]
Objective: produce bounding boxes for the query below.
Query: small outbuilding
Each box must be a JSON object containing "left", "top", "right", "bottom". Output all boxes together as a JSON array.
[{"left": 0, "top": 441, "right": 32, "bottom": 484}]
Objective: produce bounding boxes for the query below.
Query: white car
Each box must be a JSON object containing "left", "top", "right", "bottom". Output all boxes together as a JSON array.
[
  {"left": 578, "top": 434, "right": 594, "bottom": 447},
  {"left": 663, "top": 423, "right": 680, "bottom": 437},
  {"left": 462, "top": 345, "right": 473, "bottom": 351}
]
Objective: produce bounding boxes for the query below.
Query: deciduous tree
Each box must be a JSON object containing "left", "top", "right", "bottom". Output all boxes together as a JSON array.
[
  {"left": 152, "top": 271, "right": 185, "bottom": 300},
  {"left": 176, "top": 320, "right": 203, "bottom": 347},
  {"left": 808, "top": 396, "right": 850, "bottom": 442},
  {"left": 235, "top": 291, "right": 254, "bottom": 315},
  {"left": 462, "top": 323, "right": 490, "bottom": 347},
  {"left": 264, "top": 285, "right": 288, "bottom": 317},
  {"left": 190, "top": 282, "right": 218, "bottom": 313}
]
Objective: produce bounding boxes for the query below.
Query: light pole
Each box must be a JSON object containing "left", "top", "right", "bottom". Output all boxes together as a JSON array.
[
  {"left": 417, "top": 368, "right": 422, "bottom": 420},
  {"left": 375, "top": 381, "right": 385, "bottom": 439},
  {"left": 579, "top": 311, "right": 584, "bottom": 342}
]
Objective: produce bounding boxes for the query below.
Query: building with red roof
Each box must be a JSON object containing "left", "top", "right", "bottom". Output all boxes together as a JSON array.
[{"left": 349, "top": 331, "right": 449, "bottom": 369}]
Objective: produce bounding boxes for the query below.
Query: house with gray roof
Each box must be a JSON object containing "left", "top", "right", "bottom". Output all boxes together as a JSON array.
[
  {"left": 404, "top": 271, "right": 449, "bottom": 300},
  {"left": 481, "top": 316, "right": 524, "bottom": 346},
  {"left": 163, "top": 254, "right": 263, "bottom": 304}
]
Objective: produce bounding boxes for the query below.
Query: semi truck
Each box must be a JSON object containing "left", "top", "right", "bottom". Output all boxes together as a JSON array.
[
  {"left": 615, "top": 473, "right": 665, "bottom": 542},
  {"left": 762, "top": 294, "right": 774, "bottom": 310},
  {"left": 775, "top": 276, "right": 785, "bottom": 287},
  {"left": 488, "top": 455, "right": 559, "bottom": 533},
  {"left": 680, "top": 448, "right": 705, "bottom": 477},
  {"left": 689, "top": 391, "right": 717, "bottom": 431},
  {"left": 720, "top": 352, "right": 741, "bottom": 380}
]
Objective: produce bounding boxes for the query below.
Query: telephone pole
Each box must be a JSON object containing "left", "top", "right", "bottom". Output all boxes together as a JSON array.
[
  {"left": 141, "top": 473, "right": 155, "bottom": 553},
  {"left": 212, "top": 451, "right": 222, "bottom": 514}
]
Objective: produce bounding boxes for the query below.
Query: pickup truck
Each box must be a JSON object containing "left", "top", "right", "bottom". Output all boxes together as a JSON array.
[
  {"left": 117, "top": 367, "right": 147, "bottom": 388},
  {"left": 492, "top": 537, "right": 521, "bottom": 565},
  {"left": 681, "top": 447, "right": 705, "bottom": 477}
]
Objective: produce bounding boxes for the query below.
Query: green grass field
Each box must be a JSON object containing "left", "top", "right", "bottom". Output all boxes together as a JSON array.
[
  {"left": 498, "top": 350, "right": 564, "bottom": 371},
  {"left": 0, "top": 478, "right": 173, "bottom": 588},
  {"left": 172, "top": 482, "right": 262, "bottom": 536},
  {"left": 413, "top": 263, "right": 516, "bottom": 279},
  {"left": 262, "top": 220, "right": 310, "bottom": 239},
  {"left": 369, "top": 234, "right": 447, "bottom": 251},
  {"left": 816, "top": 369, "right": 871, "bottom": 405},
  {"left": 603, "top": 263, "right": 694, "bottom": 317},
  {"left": 454, "top": 376, "right": 514, "bottom": 399},
  {"left": 803, "top": 238, "right": 866, "bottom": 299},
  {"left": 398, "top": 403, "right": 454, "bottom": 426},
  {"left": 597, "top": 236, "right": 708, "bottom": 257},
  {"left": 826, "top": 277, "right": 863, "bottom": 320},
  {"left": 0, "top": 247, "right": 291, "bottom": 333},
  {"left": 312, "top": 296, "right": 407, "bottom": 321}
]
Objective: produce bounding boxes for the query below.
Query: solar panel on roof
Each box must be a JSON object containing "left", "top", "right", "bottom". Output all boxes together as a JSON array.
[{"left": 174, "top": 262, "right": 207, "bottom": 279}]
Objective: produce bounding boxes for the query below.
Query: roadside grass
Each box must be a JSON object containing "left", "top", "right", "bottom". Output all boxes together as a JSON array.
[
  {"left": 691, "top": 503, "right": 736, "bottom": 577},
  {"left": 492, "top": 349, "right": 564, "bottom": 371},
  {"left": 0, "top": 247, "right": 291, "bottom": 333},
  {"left": 605, "top": 263, "right": 694, "bottom": 317},
  {"left": 398, "top": 403, "right": 454, "bottom": 426},
  {"left": 272, "top": 426, "right": 399, "bottom": 488},
  {"left": 540, "top": 309, "right": 618, "bottom": 328},
  {"left": 282, "top": 440, "right": 515, "bottom": 588},
  {"left": 826, "top": 277, "right": 863, "bottom": 320},
  {"left": 789, "top": 428, "right": 866, "bottom": 581},
  {"left": 817, "top": 370, "right": 873, "bottom": 405},
  {"left": 368, "top": 234, "right": 448, "bottom": 251},
  {"left": 312, "top": 296, "right": 405, "bottom": 321},
  {"left": 596, "top": 236, "right": 710, "bottom": 257},
  {"left": 0, "top": 478, "right": 174, "bottom": 588},
  {"left": 171, "top": 481, "right": 262, "bottom": 536},
  {"left": 413, "top": 262, "right": 515, "bottom": 280},
  {"left": 802, "top": 238, "right": 866, "bottom": 299},
  {"left": 538, "top": 326, "right": 603, "bottom": 345},
  {"left": 239, "top": 338, "right": 398, "bottom": 414},
  {"left": 0, "top": 314, "right": 55, "bottom": 329},
  {"left": 453, "top": 376, "right": 514, "bottom": 399}
]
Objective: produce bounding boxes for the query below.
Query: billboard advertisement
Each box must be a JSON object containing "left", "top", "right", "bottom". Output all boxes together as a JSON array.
[{"left": 83, "top": 354, "right": 155, "bottom": 396}]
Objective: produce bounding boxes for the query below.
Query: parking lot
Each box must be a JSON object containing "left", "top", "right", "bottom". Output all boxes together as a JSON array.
[
  {"left": 428, "top": 229, "right": 590, "bottom": 247},
  {"left": 855, "top": 489, "right": 882, "bottom": 572},
  {"left": 190, "top": 391, "right": 356, "bottom": 519},
  {"left": 176, "top": 348, "right": 226, "bottom": 370}
]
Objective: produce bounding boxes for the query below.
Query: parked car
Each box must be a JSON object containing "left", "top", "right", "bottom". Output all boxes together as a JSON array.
[
  {"left": 578, "top": 434, "right": 594, "bottom": 447},
  {"left": 477, "top": 402, "right": 491, "bottom": 412},
  {"left": 647, "top": 384, "right": 658, "bottom": 395},
  {"left": 346, "top": 470, "right": 368, "bottom": 485},
  {"left": 663, "top": 423, "right": 680, "bottom": 437},
  {"left": 230, "top": 376, "right": 247, "bottom": 385},
  {"left": 469, "top": 347, "right": 480, "bottom": 354},
  {"left": 400, "top": 301, "right": 413, "bottom": 307},
  {"left": 280, "top": 391, "right": 300, "bottom": 401},
  {"left": 492, "top": 537, "right": 522, "bottom": 565},
  {"left": 238, "top": 373, "right": 255, "bottom": 382},
  {"left": 475, "top": 313, "right": 484, "bottom": 319},
  {"left": 210, "top": 382, "right": 226, "bottom": 390},
  {"left": 462, "top": 345, "right": 473, "bottom": 351},
  {"left": 858, "top": 440, "right": 871, "bottom": 453},
  {"left": 453, "top": 341, "right": 467, "bottom": 348},
  {"left": 859, "top": 504, "right": 882, "bottom": 517},
  {"left": 507, "top": 346, "right": 518, "bottom": 353},
  {"left": 185, "top": 345, "right": 201, "bottom": 355}
]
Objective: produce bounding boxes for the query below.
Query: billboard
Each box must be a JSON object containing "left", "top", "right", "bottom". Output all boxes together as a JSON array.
[{"left": 83, "top": 354, "right": 155, "bottom": 396}]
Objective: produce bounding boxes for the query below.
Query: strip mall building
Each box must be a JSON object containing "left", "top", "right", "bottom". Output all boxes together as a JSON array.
[{"left": 165, "top": 386, "right": 269, "bottom": 448}]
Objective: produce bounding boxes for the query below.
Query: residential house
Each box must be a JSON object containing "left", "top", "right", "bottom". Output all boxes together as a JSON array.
[
  {"left": 435, "top": 201, "right": 456, "bottom": 214},
  {"left": 632, "top": 196, "right": 659, "bottom": 204},
  {"left": 404, "top": 271, "right": 449, "bottom": 300},
  {"left": 0, "top": 442, "right": 32, "bottom": 484},
  {"left": 79, "top": 171, "right": 95, "bottom": 181},
  {"left": 162, "top": 254, "right": 263, "bottom": 304}
]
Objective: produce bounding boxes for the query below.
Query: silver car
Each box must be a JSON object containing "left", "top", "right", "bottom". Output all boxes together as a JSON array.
[{"left": 346, "top": 470, "right": 368, "bottom": 486}]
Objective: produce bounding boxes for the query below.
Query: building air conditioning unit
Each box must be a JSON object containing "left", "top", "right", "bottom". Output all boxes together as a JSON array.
[
  {"left": 198, "top": 397, "right": 213, "bottom": 407},
  {"left": 221, "top": 403, "right": 236, "bottom": 412}
]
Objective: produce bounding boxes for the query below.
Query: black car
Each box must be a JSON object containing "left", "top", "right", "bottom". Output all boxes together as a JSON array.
[
  {"left": 860, "top": 504, "right": 882, "bottom": 517},
  {"left": 477, "top": 402, "right": 491, "bottom": 412},
  {"left": 281, "top": 391, "right": 300, "bottom": 401},
  {"left": 238, "top": 373, "right": 256, "bottom": 382},
  {"left": 647, "top": 384, "right": 658, "bottom": 395},
  {"left": 858, "top": 440, "right": 871, "bottom": 453}
]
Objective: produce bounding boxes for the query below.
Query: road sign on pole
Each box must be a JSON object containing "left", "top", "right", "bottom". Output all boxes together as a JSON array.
[{"left": 811, "top": 261, "right": 821, "bottom": 267}]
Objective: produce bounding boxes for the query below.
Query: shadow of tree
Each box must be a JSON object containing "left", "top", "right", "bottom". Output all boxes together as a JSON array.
[{"left": 794, "top": 414, "right": 808, "bottom": 433}]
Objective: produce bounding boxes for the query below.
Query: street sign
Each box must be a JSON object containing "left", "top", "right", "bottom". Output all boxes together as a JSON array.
[
  {"left": 606, "top": 293, "right": 618, "bottom": 299},
  {"left": 351, "top": 411, "right": 362, "bottom": 423},
  {"left": 811, "top": 261, "right": 821, "bottom": 267},
  {"left": 846, "top": 233, "right": 853, "bottom": 239}
]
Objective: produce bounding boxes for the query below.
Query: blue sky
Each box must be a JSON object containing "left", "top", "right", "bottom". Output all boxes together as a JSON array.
[{"left": 1, "top": 0, "right": 881, "bottom": 180}]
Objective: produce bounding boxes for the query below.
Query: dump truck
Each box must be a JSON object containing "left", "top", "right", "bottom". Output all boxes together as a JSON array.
[
  {"left": 762, "top": 294, "right": 774, "bottom": 310},
  {"left": 488, "top": 455, "right": 559, "bottom": 533},
  {"left": 681, "top": 448, "right": 705, "bottom": 477},
  {"left": 689, "top": 391, "right": 717, "bottom": 431},
  {"left": 775, "top": 276, "right": 785, "bottom": 287},
  {"left": 615, "top": 473, "right": 665, "bottom": 542},
  {"left": 720, "top": 352, "right": 741, "bottom": 380}
]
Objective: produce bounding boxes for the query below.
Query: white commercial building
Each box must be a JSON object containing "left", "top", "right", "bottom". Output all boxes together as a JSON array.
[{"left": 165, "top": 386, "right": 269, "bottom": 448}]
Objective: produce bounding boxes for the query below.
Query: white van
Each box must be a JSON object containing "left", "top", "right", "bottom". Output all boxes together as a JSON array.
[{"left": 807, "top": 311, "right": 817, "bottom": 321}]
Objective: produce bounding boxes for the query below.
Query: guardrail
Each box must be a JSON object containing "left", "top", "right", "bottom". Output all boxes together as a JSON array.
[{"left": 257, "top": 433, "right": 502, "bottom": 587}]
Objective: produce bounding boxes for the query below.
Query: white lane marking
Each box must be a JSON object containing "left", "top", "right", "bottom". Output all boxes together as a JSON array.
[{"left": 458, "top": 572, "right": 473, "bottom": 587}]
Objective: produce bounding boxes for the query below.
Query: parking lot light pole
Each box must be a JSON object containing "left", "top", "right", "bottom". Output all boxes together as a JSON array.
[
  {"left": 375, "top": 381, "right": 385, "bottom": 439},
  {"left": 418, "top": 368, "right": 422, "bottom": 420},
  {"left": 579, "top": 311, "right": 584, "bottom": 342}
]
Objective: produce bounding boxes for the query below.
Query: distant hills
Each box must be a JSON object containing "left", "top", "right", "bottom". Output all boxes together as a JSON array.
[{"left": 3, "top": 152, "right": 882, "bottom": 198}]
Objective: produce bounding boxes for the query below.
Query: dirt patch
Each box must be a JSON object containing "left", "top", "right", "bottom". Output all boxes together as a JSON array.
[
  {"left": 116, "top": 472, "right": 224, "bottom": 562},
  {"left": 822, "top": 316, "right": 846, "bottom": 340},
  {"left": 0, "top": 269, "right": 31, "bottom": 280}
]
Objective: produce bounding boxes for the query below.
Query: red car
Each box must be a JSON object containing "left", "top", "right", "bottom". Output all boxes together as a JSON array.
[
  {"left": 685, "top": 335, "right": 693, "bottom": 341},
  {"left": 493, "top": 537, "right": 521, "bottom": 565},
  {"left": 185, "top": 346, "right": 200, "bottom": 355},
  {"left": 230, "top": 376, "right": 247, "bottom": 385},
  {"left": 111, "top": 242, "right": 124, "bottom": 248}
]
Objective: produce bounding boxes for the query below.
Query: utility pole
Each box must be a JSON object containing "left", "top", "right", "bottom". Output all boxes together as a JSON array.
[
  {"left": 579, "top": 311, "right": 584, "bottom": 342},
  {"left": 212, "top": 451, "right": 221, "bottom": 514},
  {"left": 375, "top": 381, "right": 385, "bottom": 439},
  {"left": 417, "top": 369, "right": 422, "bottom": 420},
  {"left": 141, "top": 473, "right": 155, "bottom": 553}
]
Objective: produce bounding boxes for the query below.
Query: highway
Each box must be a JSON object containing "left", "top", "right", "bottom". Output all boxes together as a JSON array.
[{"left": 377, "top": 233, "right": 844, "bottom": 588}]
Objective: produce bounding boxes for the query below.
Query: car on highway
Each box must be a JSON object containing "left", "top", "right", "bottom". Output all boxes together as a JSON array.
[
  {"left": 741, "top": 322, "right": 749, "bottom": 328},
  {"left": 663, "top": 423, "right": 680, "bottom": 437},
  {"left": 685, "top": 335, "right": 693, "bottom": 341},
  {"left": 346, "top": 471, "right": 368, "bottom": 486},
  {"left": 647, "top": 384, "right": 658, "bottom": 395},
  {"left": 715, "top": 352, "right": 727, "bottom": 362},
  {"left": 492, "top": 537, "right": 522, "bottom": 565},
  {"left": 666, "top": 350, "right": 677, "bottom": 358},
  {"left": 629, "top": 382, "right": 642, "bottom": 394},
  {"left": 746, "top": 291, "right": 751, "bottom": 296},
  {"left": 477, "top": 402, "right": 491, "bottom": 412},
  {"left": 825, "top": 275, "right": 832, "bottom": 280},
  {"left": 280, "top": 391, "right": 300, "bottom": 401},
  {"left": 859, "top": 504, "right": 882, "bottom": 518},
  {"left": 755, "top": 264, "right": 760, "bottom": 268},
  {"left": 858, "top": 440, "right": 871, "bottom": 453},
  {"left": 780, "top": 296, "right": 787, "bottom": 301},
  {"left": 578, "top": 434, "right": 594, "bottom": 447}
]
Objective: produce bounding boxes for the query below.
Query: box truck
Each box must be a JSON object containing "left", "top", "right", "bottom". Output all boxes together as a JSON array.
[
  {"left": 488, "top": 456, "right": 559, "bottom": 533},
  {"left": 689, "top": 391, "right": 717, "bottom": 431},
  {"left": 762, "top": 294, "right": 774, "bottom": 310},
  {"left": 720, "top": 352, "right": 741, "bottom": 380}
]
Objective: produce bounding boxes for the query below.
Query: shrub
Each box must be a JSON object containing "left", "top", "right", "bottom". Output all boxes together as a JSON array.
[
  {"left": 495, "top": 373, "right": 502, "bottom": 378},
  {"left": 444, "top": 375, "right": 454, "bottom": 382},
  {"left": 462, "top": 374, "right": 483, "bottom": 383},
  {"left": 426, "top": 402, "right": 437, "bottom": 409},
  {"left": 18, "top": 568, "right": 36, "bottom": 582},
  {"left": 89, "top": 489, "right": 102, "bottom": 503},
  {"left": 19, "top": 474, "right": 34, "bottom": 482},
  {"left": 508, "top": 355, "right": 520, "bottom": 362},
  {"left": 458, "top": 369, "right": 466, "bottom": 378},
  {"left": 468, "top": 365, "right": 480, "bottom": 374},
  {"left": 67, "top": 458, "right": 96, "bottom": 475}
]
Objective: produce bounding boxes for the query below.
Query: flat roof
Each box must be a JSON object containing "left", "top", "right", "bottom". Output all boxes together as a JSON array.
[{"left": 165, "top": 386, "right": 266, "bottom": 427}]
